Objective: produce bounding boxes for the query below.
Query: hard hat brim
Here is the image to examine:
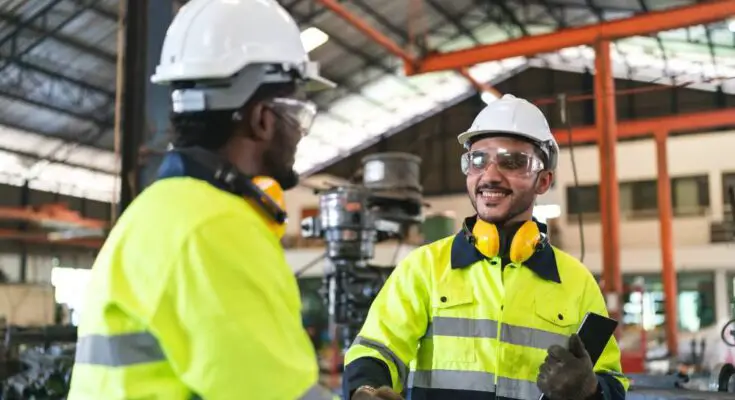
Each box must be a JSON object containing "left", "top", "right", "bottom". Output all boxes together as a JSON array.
[
  {"left": 458, "top": 130, "right": 548, "bottom": 147},
  {"left": 304, "top": 73, "right": 337, "bottom": 91}
]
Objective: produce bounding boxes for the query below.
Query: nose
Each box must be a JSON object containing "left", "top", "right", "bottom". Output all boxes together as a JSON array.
[{"left": 481, "top": 162, "right": 504, "bottom": 183}]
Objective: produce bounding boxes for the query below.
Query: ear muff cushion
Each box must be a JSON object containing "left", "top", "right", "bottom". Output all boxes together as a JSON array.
[
  {"left": 472, "top": 219, "right": 500, "bottom": 258},
  {"left": 509, "top": 220, "right": 541, "bottom": 263}
]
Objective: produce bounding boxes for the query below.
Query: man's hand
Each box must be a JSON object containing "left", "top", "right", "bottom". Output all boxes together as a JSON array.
[
  {"left": 537, "top": 334, "right": 599, "bottom": 400},
  {"left": 351, "top": 385, "right": 403, "bottom": 400}
]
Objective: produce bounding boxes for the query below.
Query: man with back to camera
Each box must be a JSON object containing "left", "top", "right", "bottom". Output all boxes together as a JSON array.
[
  {"left": 343, "top": 94, "right": 628, "bottom": 400},
  {"left": 67, "top": 0, "right": 338, "bottom": 399}
]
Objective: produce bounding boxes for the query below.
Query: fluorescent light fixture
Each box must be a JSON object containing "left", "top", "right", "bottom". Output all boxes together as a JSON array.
[
  {"left": 481, "top": 91, "right": 499, "bottom": 104},
  {"left": 301, "top": 27, "right": 329, "bottom": 52}
]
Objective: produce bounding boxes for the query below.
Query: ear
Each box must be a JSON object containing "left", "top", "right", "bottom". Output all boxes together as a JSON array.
[
  {"left": 248, "top": 102, "right": 276, "bottom": 142},
  {"left": 535, "top": 170, "right": 554, "bottom": 195}
]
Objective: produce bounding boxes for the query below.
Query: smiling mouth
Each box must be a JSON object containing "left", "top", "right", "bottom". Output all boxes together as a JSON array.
[{"left": 477, "top": 188, "right": 511, "bottom": 201}]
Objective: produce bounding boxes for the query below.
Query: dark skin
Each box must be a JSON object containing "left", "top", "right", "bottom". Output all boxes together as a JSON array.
[
  {"left": 466, "top": 136, "right": 553, "bottom": 225},
  {"left": 222, "top": 100, "right": 302, "bottom": 189}
]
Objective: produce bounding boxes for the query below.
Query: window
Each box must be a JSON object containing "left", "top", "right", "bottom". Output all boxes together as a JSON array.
[
  {"left": 672, "top": 175, "right": 710, "bottom": 216},
  {"left": 622, "top": 272, "right": 716, "bottom": 332},
  {"left": 620, "top": 180, "right": 658, "bottom": 218},
  {"left": 724, "top": 173, "right": 735, "bottom": 216},
  {"left": 566, "top": 184, "right": 600, "bottom": 216},
  {"left": 583, "top": 176, "right": 710, "bottom": 219}
]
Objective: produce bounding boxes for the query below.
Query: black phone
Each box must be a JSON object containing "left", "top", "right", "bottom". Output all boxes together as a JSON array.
[{"left": 538, "top": 312, "right": 618, "bottom": 400}]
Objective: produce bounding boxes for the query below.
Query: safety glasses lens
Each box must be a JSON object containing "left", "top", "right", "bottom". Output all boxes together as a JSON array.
[
  {"left": 269, "top": 98, "right": 318, "bottom": 136},
  {"left": 461, "top": 149, "right": 540, "bottom": 176}
]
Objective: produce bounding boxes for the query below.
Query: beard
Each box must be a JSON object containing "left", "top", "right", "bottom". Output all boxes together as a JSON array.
[
  {"left": 470, "top": 184, "right": 537, "bottom": 226},
  {"left": 262, "top": 119, "right": 299, "bottom": 190}
]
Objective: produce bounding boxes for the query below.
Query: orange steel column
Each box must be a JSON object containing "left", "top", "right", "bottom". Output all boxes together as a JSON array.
[
  {"left": 655, "top": 130, "right": 679, "bottom": 357},
  {"left": 594, "top": 40, "right": 623, "bottom": 322}
]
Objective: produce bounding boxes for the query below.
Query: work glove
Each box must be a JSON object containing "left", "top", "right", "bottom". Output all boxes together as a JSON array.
[
  {"left": 351, "top": 385, "right": 403, "bottom": 400},
  {"left": 537, "top": 334, "right": 599, "bottom": 400}
]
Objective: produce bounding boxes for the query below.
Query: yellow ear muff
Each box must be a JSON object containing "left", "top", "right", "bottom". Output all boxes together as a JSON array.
[
  {"left": 247, "top": 176, "right": 287, "bottom": 239},
  {"left": 472, "top": 219, "right": 500, "bottom": 258},
  {"left": 509, "top": 220, "right": 541, "bottom": 264}
]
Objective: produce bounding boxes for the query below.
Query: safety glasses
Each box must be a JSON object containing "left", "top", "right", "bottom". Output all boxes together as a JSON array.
[
  {"left": 265, "top": 97, "right": 318, "bottom": 136},
  {"left": 460, "top": 147, "right": 545, "bottom": 177}
]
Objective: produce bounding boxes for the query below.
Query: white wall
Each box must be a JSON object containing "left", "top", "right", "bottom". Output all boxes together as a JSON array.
[
  {"left": 551, "top": 130, "right": 735, "bottom": 250},
  {"left": 283, "top": 130, "right": 735, "bottom": 284},
  {"left": 0, "top": 252, "right": 95, "bottom": 284}
]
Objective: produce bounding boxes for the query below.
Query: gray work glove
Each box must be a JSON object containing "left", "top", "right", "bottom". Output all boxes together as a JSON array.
[
  {"left": 537, "top": 334, "right": 599, "bottom": 400},
  {"left": 351, "top": 385, "right": 403, "bottom": 400}
]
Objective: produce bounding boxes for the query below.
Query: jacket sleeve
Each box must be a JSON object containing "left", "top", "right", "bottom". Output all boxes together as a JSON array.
[
  {"left": 157, "top": 213, "right": 334, "bottom": 400},
  {"left": 343, "top": 248, "right": 431, "bottom": 395},
  {"left": 580, "top": 274, "right": 630, "bottom": 400}
]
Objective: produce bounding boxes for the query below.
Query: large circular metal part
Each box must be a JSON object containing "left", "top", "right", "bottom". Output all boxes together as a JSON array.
[
  {"left": 721, "top": 319, "right": 735, "bottom": 347},
  {"left": 710, "top": 363, "right": 735, "bottom": 392}
]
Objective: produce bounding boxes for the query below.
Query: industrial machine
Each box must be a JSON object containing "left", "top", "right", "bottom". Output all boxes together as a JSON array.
[
  {"left": 301, "top": 152, "right": 423, "bottom": 348},
  {"left": 0, "top": 325, "right": 77, "bottom": 399}
]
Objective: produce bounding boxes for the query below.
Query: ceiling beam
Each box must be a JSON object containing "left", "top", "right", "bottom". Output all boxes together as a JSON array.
[
  {"left": 408, "top": 1, "right": 735, "bottom": 74},
  {"left": 553, "top": 107, "right": 735, "bottom": 145},
  {"left": 0, "top": 11, "right": 116, "bottom": 64}
]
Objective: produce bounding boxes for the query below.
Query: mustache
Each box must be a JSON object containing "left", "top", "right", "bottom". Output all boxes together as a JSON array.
[{"left": 475, "top": 183, "right": 512, "bottom": 195}]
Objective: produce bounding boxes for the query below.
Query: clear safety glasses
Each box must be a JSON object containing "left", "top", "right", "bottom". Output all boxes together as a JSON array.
[
  {"left": 265, "top": 97, "right": 318, "bottom": 136},
  {"left": 460, "top": 147, "right": 545, "bottom": 177}
]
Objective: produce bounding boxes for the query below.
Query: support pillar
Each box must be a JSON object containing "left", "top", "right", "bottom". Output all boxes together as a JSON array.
[
  {"left": 18, "top": 180, "right": 30, "bottom": 282},
  {"left": 655, "top": 130, "right": 678, "bottom": 357},
  {"left": 594, "top": 40, "right": 623, "bottom": 322},
  {"left": 119, "top": 0, "right": 175, "bottom": 213}
]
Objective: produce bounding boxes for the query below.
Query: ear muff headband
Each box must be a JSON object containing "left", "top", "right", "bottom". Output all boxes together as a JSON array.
[
  {"left": 214, "top": 164, "right": 289, "bottom": 239},
  {"left": 470, "top": 219, "right": 543, "bottom": 264},
  {"left": 248, "top": 176, "right": 287, "bottom": 239}
]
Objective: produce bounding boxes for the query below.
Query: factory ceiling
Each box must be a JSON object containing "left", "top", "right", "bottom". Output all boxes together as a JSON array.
[{"left": 0, "top": 0, "right": 734, "bottom": 201}]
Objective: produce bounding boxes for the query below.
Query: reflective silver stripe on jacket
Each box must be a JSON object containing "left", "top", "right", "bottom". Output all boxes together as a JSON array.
[
  {"left": 428, "top": 316, "right": 498, "bottom": 338},
  {"left": 75, "top": 332, "right": 165, "bottom": 366},
  {"left": 409, "top": 370, "right": 540, "bottom": 399},
  {"left": 410, "top": 369, "right": 495, "bottom": 392},
  {"left": 496, "top": 376, "right": 541, "bottom": 399},
  {"left": 500, "top": 323, "right": 567, "bottom": 350},
  {"left": 424, "top": 316, "right": 568, "bottom": 349},
  {"left": 354, "top": 336, "right": 409, "bottom": 387},
  {"left": 298, "top": 384, "right": 335, "bottom": 400}
]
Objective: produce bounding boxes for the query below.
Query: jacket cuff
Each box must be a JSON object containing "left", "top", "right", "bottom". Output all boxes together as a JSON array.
[
  {"left": 595, "top": 373, "right": 626, "bottom": 400},
  {"left": 343, "top": 357, "right": 393, "bottom": 398}
]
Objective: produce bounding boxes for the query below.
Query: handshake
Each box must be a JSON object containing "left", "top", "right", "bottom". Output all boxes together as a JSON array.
[{"left": 350, "top": 335, "right": 599, "bottom": 400}]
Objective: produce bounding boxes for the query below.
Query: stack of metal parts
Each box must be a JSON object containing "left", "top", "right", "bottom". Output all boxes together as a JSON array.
[
  {"left": 626, "top": 364, "right": 735, "bottom": 399},
  {"left": 0, "top": 325, "right": 77, "bottom": 399},
  {"left": 301, "top": 152, "right": 423, "bottom": 348}
]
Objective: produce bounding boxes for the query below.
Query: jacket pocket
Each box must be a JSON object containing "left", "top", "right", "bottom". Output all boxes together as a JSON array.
[
  {"left": 429, "top": 289, "right": 477, "bottom": 363},
  {"left": 532, "top": 291, "right": 580, "bottom": 350}
]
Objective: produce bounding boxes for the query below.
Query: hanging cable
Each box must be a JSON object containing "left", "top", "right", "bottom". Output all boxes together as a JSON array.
[
  {"left": 294, "top": 252, "right": 327, "bottom": 278},
  {"left": 558, "top": 93, "right": 585, "bottom": 263}
]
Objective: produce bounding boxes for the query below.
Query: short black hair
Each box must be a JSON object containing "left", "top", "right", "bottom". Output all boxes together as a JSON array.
[
  {"left": 467, "top": 132, "right": 549, "bottom": 170},
  {"left": 171, "top": 82, "right": 296, "bottom": 150}
]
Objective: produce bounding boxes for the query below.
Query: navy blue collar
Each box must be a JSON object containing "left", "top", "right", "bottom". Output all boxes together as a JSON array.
[
  {"left": 450, "top": 216, "right": 561, "bottom": 283},
  {"left": 156, "top": 150, "right": 228, "bottom": 190}
]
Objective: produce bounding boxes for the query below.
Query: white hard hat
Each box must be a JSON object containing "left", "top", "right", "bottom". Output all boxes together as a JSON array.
[
  {"left": 151, "top": 0, "right": 335, "bottom": 113},
  {"left": 457, "top": 94, "right": 559, "bottom": 170}
]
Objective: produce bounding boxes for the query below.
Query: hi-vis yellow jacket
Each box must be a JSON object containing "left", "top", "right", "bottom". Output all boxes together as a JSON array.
[
  {"left": 344, "top": 218, "right": 628, "bottom": 400},
  {"left": 67, "top": 173, "right": 332, "bottom": 400}
]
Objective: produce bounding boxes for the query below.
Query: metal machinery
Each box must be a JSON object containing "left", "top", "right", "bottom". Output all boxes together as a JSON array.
[
  {"left": 0, "top": 325, "right": 77, "bottom": 399},
  {"left": 301, "top": 152, "right": 423, "bottom": 348}
]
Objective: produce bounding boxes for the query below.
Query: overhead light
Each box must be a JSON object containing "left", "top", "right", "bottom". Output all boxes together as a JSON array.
[
  {"left": 481, "top": 91, "right": 499, "bottom": 104},
  {"left": 301, "top": 27, "right": 329, "bottom": 53}
]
